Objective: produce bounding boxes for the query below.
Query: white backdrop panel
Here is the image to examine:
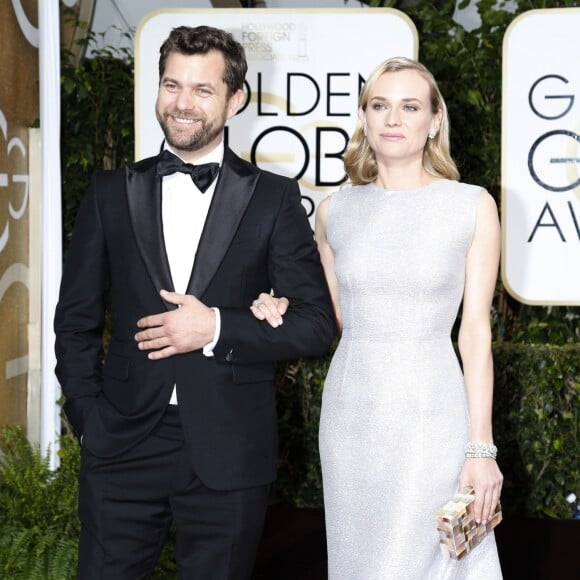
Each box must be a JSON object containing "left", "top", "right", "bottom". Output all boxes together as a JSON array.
[
  {"left": 502, "top": 8, "right": 580, "bottom": 305},
  {"left": 135, "top": 8, "right": 417, "bottom": 221}
]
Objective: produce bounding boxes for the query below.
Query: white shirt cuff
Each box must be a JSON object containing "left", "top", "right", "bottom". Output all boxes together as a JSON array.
[{"left": 203, "top": 307, "right": 220, "bottom": 357}]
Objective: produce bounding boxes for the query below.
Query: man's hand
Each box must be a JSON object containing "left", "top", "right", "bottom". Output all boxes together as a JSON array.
[{"left": 135, "top": 290, "right": 216, "bottom": 360}]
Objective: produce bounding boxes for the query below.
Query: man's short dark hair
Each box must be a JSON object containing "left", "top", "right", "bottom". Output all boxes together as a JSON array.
[{"left": 159, "top": 25, "right": 247, "bottom": 97}]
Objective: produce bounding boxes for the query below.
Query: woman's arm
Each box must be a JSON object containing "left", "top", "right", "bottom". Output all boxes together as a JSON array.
[
  {"left": 457, "top": 189, "right": 503, "bottom": 524},
  {"left": 250, "top": 196, "right": 343, "bottom": 335},
  {"left": 315, "top": 196, "right": 342, "bottom": 333}
]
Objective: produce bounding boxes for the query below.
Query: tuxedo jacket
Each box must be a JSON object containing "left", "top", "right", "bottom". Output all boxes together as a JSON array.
[{"left": 54, "top": 147, "right": 335, "bottom": 491}]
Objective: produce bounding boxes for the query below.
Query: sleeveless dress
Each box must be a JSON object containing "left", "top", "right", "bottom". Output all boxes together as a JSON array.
[{"left": 318, "top": 180, "right": 502, "bottom": 579}]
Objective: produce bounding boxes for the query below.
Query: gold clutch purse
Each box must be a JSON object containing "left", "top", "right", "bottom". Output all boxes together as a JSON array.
[{"left": 436, "top": 486, "right": 502, "bottom": 560}]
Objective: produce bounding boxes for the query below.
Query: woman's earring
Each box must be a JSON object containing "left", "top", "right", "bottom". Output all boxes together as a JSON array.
[
  {"left": 428, "top": 128, "right": 437, "bottom": 139},
  {"left": 363, "top": 123, "right": 368, "bottom": 137}
]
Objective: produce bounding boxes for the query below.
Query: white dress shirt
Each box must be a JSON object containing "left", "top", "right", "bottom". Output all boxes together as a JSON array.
[{"left": 161, "top": 142, "right": 223, "bottom": 404}]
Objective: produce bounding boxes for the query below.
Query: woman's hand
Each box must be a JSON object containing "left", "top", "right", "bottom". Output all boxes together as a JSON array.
[
  {"left": 249, "top": 292, "right": 289, "bottom": 328},
  {"left": 459, "top": 458, "right": 503, "bottom": 524}
]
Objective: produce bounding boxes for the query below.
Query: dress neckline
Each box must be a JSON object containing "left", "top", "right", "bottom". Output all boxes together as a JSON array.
[{"left": 369, "top": 179, "right": 447, "bottom": 194}]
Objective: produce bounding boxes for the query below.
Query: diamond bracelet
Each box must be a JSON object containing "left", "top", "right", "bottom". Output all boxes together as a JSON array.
[{"left": 464, "top": 441, "right": 497, "bottom": 460}]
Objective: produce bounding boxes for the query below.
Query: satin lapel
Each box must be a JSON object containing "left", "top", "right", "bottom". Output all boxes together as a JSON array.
[
  {"left": 125, "top": 161, "right": 176, "bottom": 309},
  {"left": 187, "top": 151, "right": 259, "bottom": 297}
]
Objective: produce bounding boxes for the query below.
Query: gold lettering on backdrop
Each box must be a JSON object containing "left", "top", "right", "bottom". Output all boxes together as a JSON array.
[{"left": 0, "top": 0, "right": 38, "bottom": 431}]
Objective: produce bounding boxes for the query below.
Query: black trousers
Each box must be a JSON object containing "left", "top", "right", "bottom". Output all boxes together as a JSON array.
[{"left": 77, "top": 406, "right": 270, "bottom": 579}]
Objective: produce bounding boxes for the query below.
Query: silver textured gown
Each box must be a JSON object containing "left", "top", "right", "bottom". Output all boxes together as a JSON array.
[{"left": 319, "top": 180, "right": 502, "bottom": 580}]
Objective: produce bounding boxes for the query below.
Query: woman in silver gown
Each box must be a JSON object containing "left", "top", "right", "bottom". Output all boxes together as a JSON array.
[{"left": 252, "top": 57, "right": 503, "bottom": 579}]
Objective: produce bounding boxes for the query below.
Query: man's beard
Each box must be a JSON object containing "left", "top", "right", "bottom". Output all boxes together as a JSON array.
[{"left": 156, "top": 110, "right": 224, "bottom": 153}]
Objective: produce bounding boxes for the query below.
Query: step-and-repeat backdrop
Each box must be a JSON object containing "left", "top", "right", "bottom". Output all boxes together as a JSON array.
[{"left": 3, "top": 5, "right": 578, "bottom": 453}]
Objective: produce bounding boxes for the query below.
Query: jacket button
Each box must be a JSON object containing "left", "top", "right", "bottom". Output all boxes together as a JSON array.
[{"left": 225, "top": 349, "right": 234, "bottom": 363}]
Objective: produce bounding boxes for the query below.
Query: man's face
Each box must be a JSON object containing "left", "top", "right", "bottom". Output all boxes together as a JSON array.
[{"left": 155, "top": 50, "right": 242, "bottom": 162}]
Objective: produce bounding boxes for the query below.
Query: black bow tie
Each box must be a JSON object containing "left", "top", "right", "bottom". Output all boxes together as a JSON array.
[{"left": 156, "top": 150, "right": 220, "bottom": 193}]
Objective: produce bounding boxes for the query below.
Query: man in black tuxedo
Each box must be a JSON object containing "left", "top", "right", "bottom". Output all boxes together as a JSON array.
[{"left": 54, "top": 25, "right": 335, "bottom": 579}]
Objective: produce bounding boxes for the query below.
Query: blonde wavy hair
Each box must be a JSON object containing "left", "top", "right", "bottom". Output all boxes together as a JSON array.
[{"left": 343, "top": 57, "right": 460, "bottom": 185}]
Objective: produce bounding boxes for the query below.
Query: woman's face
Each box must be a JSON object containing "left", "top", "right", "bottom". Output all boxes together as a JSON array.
[{"left": 359, "top": 69, "right": 441, "bottom": 166}]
